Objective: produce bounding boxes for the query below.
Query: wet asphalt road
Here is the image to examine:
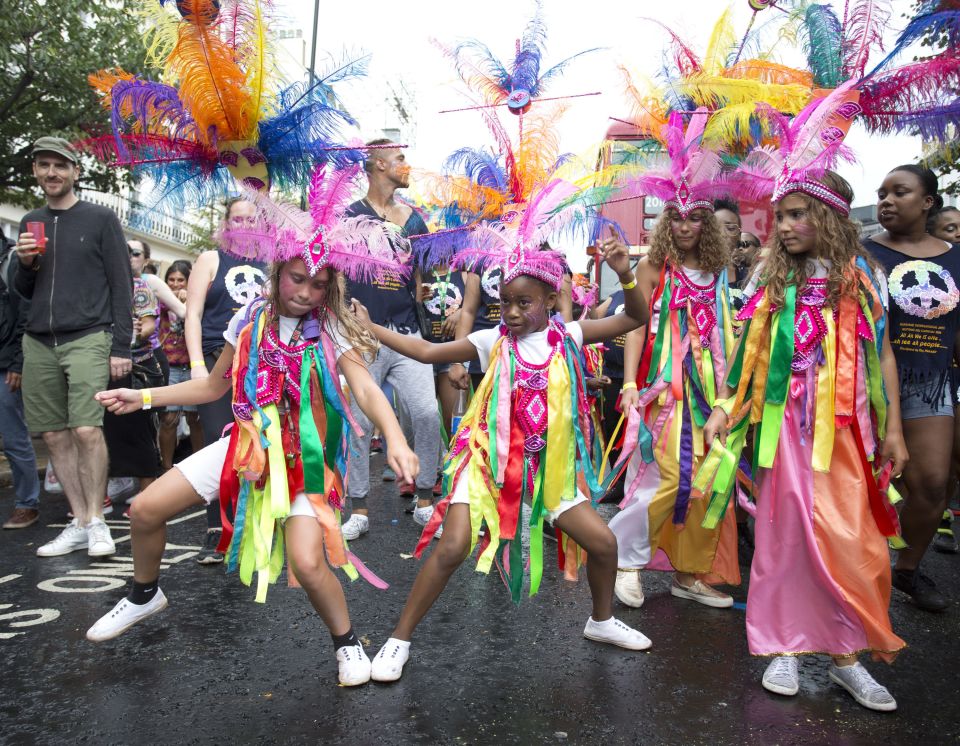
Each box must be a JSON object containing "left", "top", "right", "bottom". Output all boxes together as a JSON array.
[{"left": 2, "top": 454, "right": 959, "bottom": 746}]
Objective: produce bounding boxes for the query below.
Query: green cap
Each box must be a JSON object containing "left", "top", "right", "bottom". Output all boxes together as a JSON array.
[{"left": 32, "top": 136, "right": 79, "bottom": 164}]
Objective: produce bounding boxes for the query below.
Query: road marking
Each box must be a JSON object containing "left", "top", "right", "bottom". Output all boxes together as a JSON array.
[{"left": 0, "top": 575, "right": 21, "bottom": 585}]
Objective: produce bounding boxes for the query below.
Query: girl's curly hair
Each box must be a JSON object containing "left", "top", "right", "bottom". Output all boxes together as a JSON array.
[
  {"left": 760, "top": 171, "right": 877, "bottom": 308},
  {"left": 647, "top": 207, "right": 730, "bottom": 275},
  {"left": 266, "top": 262, "right": 379, "bottom": 362}
]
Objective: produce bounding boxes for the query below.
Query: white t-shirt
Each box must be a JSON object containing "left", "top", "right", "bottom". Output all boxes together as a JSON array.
[
  {"left": 223, "top": 303, "right": 354, "bottom": 361},
  {"left": 467, "top": 321, "right": 584, "bottom": 372}
]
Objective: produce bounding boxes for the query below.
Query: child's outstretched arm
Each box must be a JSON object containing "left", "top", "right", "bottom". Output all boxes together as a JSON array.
[
  {"left": 580, "top": 228, "right": 650, "bottom": 345},
  {"left": 877, "top": 325, "right": 909, "bottom": 478},
  {"left": 95, "top": 344, "right": 235, "bottom": 415},
  {"left": 339, "top": 350, "right": 420, "bottom": 485},
  {"left": 350, "top": 299, "right": 479, "bottom": 366}
]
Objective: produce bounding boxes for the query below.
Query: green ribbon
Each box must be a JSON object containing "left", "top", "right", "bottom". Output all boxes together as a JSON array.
[
  {"left": 648, "top": 276, "right": 673, "bottom": 384},
  {"left": 299, "top": 346, "right": 327, "bottom": 496}
]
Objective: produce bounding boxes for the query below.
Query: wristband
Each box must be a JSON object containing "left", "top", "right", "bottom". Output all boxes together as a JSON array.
[
  {"left": 621, "top": 381, "right": 638, "bottom": 391},
  {"left": 620, "top": 275, "right": 637, "bottom": 290},
  {"left": 190, "top": 360, "right": 206, "bottom": 369},
  {"left": 141, "top": 388, "right": 153, "bottom": 411}
]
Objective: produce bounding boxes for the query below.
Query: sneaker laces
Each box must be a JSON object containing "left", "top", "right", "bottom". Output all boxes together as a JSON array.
[
  {"left": 202, "top": 531, "right": 220, "bottom": 551},
  {"left": 766, "top": 657, "right": 797, "bottom": 682},
  {"left": 845, "top": 665, "right": 893, "bottom": 703},
  {"left": 88, "top": 520, "right": 110, "bottom": 543}
]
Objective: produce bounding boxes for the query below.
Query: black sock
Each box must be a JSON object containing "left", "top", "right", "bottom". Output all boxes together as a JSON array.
[
  {"left": 128, "top": 579, "right": 159, "bottom": 606},
  {"left": 416, "top": 487, "right": 433, "bottom": 503},
  {"left": 331, "top": 628, "right": 360, "bottom": 651}
]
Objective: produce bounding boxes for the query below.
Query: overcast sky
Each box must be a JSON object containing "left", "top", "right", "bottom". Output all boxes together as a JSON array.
[{"left": 276, "top": 0, "right": 922, "bottom": 211}]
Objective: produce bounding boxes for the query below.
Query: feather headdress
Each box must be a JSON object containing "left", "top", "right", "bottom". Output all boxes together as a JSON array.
[
  {"left": 450, "top": 178, "right": 596, "bottom": 290},
  {"left": 732, "top": 82, "right": 861, "bottom": 215},
  {"left": 615, "top": 108, "right": 734, "bottom": 218},
  {"left": 221, "top": 162, "right": 410, "bottom": 284},
  {"left": 86, "top": 0, "right": 367, "bottom": 207}
]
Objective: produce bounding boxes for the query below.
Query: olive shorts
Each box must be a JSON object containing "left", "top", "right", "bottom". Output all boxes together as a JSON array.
[{"left": 21, "top": 331, "right": 112, "bottom": 431}]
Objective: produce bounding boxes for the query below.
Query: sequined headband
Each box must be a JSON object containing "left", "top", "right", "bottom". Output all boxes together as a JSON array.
[
  {"left": 501, "top": 247, "right": 565, "bottom": 290},
  {"left": 664, "top": 177, "right": 715, "bottom": 218},
  {"left": 772, "top": 178, "right": 851, "bottom": 218}
]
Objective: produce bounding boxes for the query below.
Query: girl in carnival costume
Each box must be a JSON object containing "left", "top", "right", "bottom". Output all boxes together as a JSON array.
[
  {"left": 607, "top": 109, "right": 741, "bottom": 612},
  {"left": 85, "top": 163, "right": 419, "bottom": 688},
  {"left": 700, "top": 85, "right": 908, "bottom": 710},
  {"left": 351, "top": 179, "right": 652, "bottom": 682}
]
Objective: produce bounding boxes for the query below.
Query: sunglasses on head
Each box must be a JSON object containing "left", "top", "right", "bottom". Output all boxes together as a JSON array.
[
  {"left": 129, "top": 249, "right": 143, "bottom": 257},
  {"left": 738, "top": 240, "right": 760, "bottom": 249}
]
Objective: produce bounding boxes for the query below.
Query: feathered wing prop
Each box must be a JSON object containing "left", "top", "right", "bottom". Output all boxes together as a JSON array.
[
  {"left": 437, "top": 0, "right": 600, "bottom": 113},
  {"left": 85, "top": 1, "right": 364, "bottom": 207}
]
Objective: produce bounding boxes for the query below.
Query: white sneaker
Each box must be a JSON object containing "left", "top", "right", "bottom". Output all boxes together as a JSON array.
[
  {"left": 614, "top": 569, "right": 645, "bottom": 608},
  {"left": 762, "top": 656, "right": 799, "bottom": 696},
  {"left": 87, "top": 517, "right": 116, "bottom": 557},
  {"left": 583, "top": 616, "right": 652, "bottom": 650},
  {"left": 336, "top": 643, "right": 372, "bottom": 686},
  {"left": 86, "top": 589, "right": 168, "bottom": 642},
  {"left": 341, "top": 514, "right": 369, "bottom": 541},
  {"left": 413, "top": 505, "right": 443, "bottom": 539},
  {"left": 829, "top": 661, "right": 897, "bottom": 712},
  {"left": 371, "top": 637, "right": 411, "bottom": 682},
  {"left": 36, "top": 519, "right": 89, "bottom": 557},
  {"left": 670, "top": 577, "right": 733, "bottom": 608}
]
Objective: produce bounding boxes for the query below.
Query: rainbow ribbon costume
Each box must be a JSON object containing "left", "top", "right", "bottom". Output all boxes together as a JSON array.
[
  {"left": 216, "top": 300, "right": 383, "bottom": 602},
  {"left": 416, "top": 316, "right": 612, "bottom": 603},
  {"left": 693, "top": 261, "right": 905, "bottom": 660},
  {"left": 608, "top": 264, "right": 740, "bottom": 583}
]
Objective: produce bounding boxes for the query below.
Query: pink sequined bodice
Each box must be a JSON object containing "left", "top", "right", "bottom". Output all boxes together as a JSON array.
[
  {"left": 793, "top": 278, "right": 829, "bottom": 372},
  {"left": 670, "top": 267, "right": 718, "bottom": 345}
]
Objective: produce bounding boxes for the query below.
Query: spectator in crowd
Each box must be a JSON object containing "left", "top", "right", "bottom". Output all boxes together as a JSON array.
[
  {"left": 14, "top": 136, "right": 133, "bottom": 558},
  {"left": 157, "top": 260, "right": 203, "bottom": 469}
]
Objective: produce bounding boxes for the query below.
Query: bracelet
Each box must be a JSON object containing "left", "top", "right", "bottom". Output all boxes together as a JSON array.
[
  {"left": 141, "top": 389, "right": 153, "bottom": 411},
  {"left": 621, "top": 381, "right": 638, "bottom": 391},
  {"left": 620, "top": 275, "right": 637, "bottom": 290},
  {"left": 190, "top": 360, "right": 205, "bottom": 369}
]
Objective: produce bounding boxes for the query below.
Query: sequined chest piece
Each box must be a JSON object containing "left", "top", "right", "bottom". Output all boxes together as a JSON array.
[
  {"left": 512, "top": 328, "right": 563, "bottom": 454},
  {"left": 670, "top": 269, "right": 717, "bottom": 345},
  {"left": 792, "top": 278, "right": 829, "bottom": 372},
  {"left": 231, "top": 322, "right": 313, "bottom": 424}
]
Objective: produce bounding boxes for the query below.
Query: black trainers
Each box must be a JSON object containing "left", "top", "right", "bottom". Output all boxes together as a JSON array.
[
  {"left": 933, "top": 511, "right": 959, "bottom": 554},
  {"left": 892, "top": 568, "right": 948, "bottom": 612},
  {"left": 196, "top": 529, "right": 225, "bottom": 565}
]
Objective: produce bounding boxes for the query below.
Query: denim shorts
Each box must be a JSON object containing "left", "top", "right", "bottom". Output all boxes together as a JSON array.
[
  {"left": 899, "top": 377, "right": 954, "bottom": 420},
  {"left": 165, "top": 364, "right": 198, "bottom": 412}
]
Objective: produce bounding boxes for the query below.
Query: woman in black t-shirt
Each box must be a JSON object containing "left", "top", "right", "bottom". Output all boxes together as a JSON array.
[{"left": 866, "top": 165, "right": 959, "bottom": 612}]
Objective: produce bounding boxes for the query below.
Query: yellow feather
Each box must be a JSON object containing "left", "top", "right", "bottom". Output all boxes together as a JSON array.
[
  {"left": 238, "top": 0, "right": 277, "bottom": 135},
  {"left": 702, "top": 6, "right": 736, "bottom": 76},
  {"left": 139, "top": 0, "right": 181, "bottom": 71}
]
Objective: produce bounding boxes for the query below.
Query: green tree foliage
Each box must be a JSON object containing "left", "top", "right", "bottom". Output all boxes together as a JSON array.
[
  {"left": 0, "top": 1, "right": 145, "bottom": 206},
  {"left": 911, "top": 0, "right": 959, "bottom": 194}
]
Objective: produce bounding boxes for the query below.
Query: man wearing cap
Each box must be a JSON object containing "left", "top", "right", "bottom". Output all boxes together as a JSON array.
[{"left": 14, "top": 136, "right": 133, "bottom": 558}]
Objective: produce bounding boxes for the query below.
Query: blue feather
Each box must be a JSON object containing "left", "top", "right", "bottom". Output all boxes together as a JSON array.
[{"left": 866, "top": 7, "right": 960, "bottom": 77}]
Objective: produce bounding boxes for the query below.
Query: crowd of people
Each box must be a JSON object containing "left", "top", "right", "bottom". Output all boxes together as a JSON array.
[{"left": 2, "top": 125, "right": 958, "bottom": 712}]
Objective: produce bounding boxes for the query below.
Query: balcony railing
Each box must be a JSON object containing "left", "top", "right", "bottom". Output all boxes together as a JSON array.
[{"left": 80, "top": 189, "right": 201, "bottom": 250}]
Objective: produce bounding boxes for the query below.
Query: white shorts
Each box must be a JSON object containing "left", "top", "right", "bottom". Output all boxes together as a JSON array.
[
  {"left": 448, "top": 468, "right": 588, "bottom": 525},
  {"left": 175, "top": 435, "right": 314, "bottom": 518}
]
